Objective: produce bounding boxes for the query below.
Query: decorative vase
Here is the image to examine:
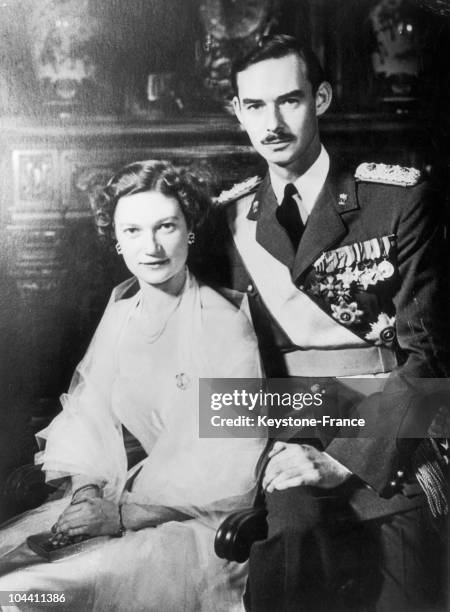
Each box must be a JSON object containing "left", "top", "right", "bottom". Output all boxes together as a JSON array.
[
  {"left": 120, "top": 0, "right": 194, "bottom": 118},
  {"left": 368, "top": 0, "right": 425, "bottom": 110}
]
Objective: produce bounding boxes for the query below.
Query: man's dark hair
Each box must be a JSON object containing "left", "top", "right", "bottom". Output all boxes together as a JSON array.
[{"left": 231, "top": 34, "right": 326, "bottom": 96}]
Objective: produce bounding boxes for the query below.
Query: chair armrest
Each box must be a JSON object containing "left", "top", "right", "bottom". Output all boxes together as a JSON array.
[
  {"left": 214, "top": 507, "right": 268, "bottom": 563},
  {"left": 3, "top": 464, "right": 53, "bottom": 512}
]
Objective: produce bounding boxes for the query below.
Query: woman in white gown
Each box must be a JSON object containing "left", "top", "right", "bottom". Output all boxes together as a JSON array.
[{"left": 0, "top": 160, "right": 264, "bottom": 611}]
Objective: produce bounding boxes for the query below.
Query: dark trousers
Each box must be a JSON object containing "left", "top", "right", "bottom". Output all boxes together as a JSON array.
[{"left": 245, "top": 486, "right": 447, "bottom": 612}]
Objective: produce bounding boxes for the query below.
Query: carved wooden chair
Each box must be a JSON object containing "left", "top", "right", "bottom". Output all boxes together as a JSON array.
[{"left": 2, "top": 428, "right": 147, "bottom": 520}]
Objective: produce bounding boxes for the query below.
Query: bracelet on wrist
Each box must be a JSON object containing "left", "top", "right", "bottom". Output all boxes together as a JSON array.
[{"left": 71, "top": 483, "right": 100, "bottom": 503}]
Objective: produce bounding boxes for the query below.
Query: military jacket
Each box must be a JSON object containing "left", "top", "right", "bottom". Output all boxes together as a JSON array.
[{"left": 206, "top": 159, "right": 449, "bottom": 517}]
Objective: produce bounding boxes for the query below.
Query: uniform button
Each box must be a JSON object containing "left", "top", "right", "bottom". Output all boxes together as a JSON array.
[
  {"left": 338, "top": 193, "right": 349, "bottom": 207},
  {"left": 310, "top": 384, "right": 326, "bottom": 395},
  {"left": 389, "top": 480, "right": 397, "bottom": 488},
  {"left": 247, "top": 284, "right": 253, "bottom": 293},
  {"left": 396, "top": 470, "right": 404, "bottom": 479}
]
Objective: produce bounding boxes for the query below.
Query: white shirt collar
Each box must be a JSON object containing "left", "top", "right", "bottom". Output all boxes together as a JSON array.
[{"left": 269, "top": 145, "right": 330, "bottom": 220}]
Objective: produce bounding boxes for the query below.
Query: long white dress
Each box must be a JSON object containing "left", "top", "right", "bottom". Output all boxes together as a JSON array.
[{"left": 0, "top": 273, "right": 264, "bottom": 611}]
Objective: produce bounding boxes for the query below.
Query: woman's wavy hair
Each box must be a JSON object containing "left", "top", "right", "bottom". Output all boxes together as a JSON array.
[{"left": 92, "top": 160, "right": 212, "bottom": 242}]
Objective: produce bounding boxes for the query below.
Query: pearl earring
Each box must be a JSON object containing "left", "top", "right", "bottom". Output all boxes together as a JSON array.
[
  {"left": 115, "top": 243, "right": 122, "bottom": 254},
  {"left": 187, "top": 232, "right": 195, "bottom": 245}
]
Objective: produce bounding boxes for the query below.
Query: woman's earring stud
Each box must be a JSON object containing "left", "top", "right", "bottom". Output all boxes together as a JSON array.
[
  {"left": 115, "top": 243, "right": 122, "bottom": 254},
  {"left": 187, "top": 232, "right": 195, "bottom": 245}
]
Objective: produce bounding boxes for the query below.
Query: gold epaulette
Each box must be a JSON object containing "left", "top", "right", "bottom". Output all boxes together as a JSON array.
[
  {"left": 216, "top": 176, "right": 262, "bottom": 205},
  {"left": 355, "top": 163, "right": 421, "bottom": 187}
]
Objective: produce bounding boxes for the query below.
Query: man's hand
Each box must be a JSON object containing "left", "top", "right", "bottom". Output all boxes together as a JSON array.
[
  {"left": 53, "top": 498, "right": 120, "bottom": 538},
  {"left": 262, "top": 442, "right": 352, "bottom": 493}
]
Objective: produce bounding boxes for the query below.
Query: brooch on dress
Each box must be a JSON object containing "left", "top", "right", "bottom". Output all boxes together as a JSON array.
[{"left": 175, "top": 372, "right": 191, "bottom": 390}]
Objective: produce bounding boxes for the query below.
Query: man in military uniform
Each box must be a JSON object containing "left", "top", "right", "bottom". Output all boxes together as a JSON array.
[{"left": 211, "top": 35, "right": 448, "bottom": 611}]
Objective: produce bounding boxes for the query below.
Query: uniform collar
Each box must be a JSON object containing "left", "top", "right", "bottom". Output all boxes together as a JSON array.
[
  {"left": 252, "top": 175, "right": 296, "bottom": 268},
  {"left": 291, "top": 160, "right": 359, "bottom": 280},
  {"left": 269, "top": 145, "right": 330, "bottom": 219},
  {"left": 248, "top": 156, "right": 360, "bottom": 280}
]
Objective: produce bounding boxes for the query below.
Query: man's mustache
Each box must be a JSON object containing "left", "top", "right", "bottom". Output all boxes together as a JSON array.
[{"left": 261, "top": 132, "right": 294, "bottom": 145}]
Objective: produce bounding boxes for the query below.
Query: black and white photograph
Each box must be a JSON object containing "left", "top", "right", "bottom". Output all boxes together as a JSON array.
[{"left": 0, "top": 1, "right": 449, "bottom": 610}]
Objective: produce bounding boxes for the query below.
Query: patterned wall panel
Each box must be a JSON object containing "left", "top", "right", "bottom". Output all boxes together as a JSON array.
[{"left": 12, "top": 150, "right": 59, "bottom": 210}]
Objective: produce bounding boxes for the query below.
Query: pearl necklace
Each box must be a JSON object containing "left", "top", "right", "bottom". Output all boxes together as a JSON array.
[{"left": 138, "top": 290, "right": 184, "bottom": 344}]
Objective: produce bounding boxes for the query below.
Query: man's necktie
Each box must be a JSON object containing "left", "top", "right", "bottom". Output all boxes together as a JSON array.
[{"left": 275, "top": 183, "right": 304, "bottom": 250}]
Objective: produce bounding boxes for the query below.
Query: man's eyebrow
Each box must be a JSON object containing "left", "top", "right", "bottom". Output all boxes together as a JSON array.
[
  {"left": 277, "top": 89, "right": 305, "bottom": 102},
  {"left": 241, "top": 97, "right": 263, "bottom": 105},
  {"left": 156, "top": 216, "right": 179, "bottom": 223},
  {"left": 241, "top": 89, "right": 305, "bottom": 105}
]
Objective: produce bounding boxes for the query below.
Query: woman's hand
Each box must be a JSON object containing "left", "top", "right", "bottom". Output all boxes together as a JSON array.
[
  {"left": 53, "top": 498, "right": 121, "bottom": 538},
  {"left": 71, "top": 483, "right": 102, "bottom": 505}
]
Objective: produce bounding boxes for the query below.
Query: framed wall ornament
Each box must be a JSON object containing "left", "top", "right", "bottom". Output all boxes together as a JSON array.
[
  {"left": 198, "top": 0, "right": 310, "bottom": 112},
  {"left": 22, "top": 0, "right": 119, "bottom": 117},
  {"left": 367, "top": 0, "right": 433, "bottom": 110},
  {"left": 198, "top": 0, "right": 279, "bottom": 112}
]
